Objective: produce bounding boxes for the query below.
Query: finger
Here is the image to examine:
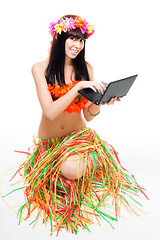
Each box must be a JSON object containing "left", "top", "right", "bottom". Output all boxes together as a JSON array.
[
  {"left": 108, "top": 98, "right": 116, "bottom": 105},
  {"left": 103, "top": 97, "right": 120, "bottom": 105},
  {"left": 100, "top": 83, "right": 106, "bottom": 93},
  {"left": 108, "top": 97, "right": 116, "bottom": 105},
  {"left": 91, "top": 86, "right": 97, "bottom": 92},
  {"left": 111, "top": 98, "right": 116, "bottom": 104},
  {"left": 98, "top": 84, "right": 106, "bottom": 94},
  {"left": 101, "top": 82, "right": 106, "bottom": 91},
  {"left": 93, "top": 88, "right": 97, "bottom": 92},
  {"left": 96, "top": 87, "right": 103, "bottom": 94},
  {"left": 92, "top": 83, "right": 102, "bottom": 94}
]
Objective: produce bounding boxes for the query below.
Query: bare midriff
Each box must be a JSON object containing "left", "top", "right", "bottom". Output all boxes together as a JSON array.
[{"left": 38, "top": 111, "right": 86, "bottom": 139}]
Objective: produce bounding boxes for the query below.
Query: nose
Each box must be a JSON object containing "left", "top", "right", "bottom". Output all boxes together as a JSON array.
[{"left": 74, "top": 40, "right": 82, "bottom": 49}]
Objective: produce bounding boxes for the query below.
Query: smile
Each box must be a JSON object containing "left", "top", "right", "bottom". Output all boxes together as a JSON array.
[{"left": 70, "top": 49, "right": 79, "bottom": 54}]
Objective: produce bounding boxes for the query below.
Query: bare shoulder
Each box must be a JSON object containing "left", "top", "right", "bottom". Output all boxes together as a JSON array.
[
  {"left": 86, "top": 61, "right": 93, "bottom": 72},
  {"left": 86, "top": 62, "right": 94, "bottom": 81},
  {"left": 32, "top": 59, "right": 49, "bottom": 72},
  {"left": 31, "top": 59, "right": 49, "bottom": 82}
]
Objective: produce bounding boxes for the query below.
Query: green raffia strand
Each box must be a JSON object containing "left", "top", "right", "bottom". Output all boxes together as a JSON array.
[
  {"left": 97, "top": 208, "right": 118, "bottom": 222},
  {"left": 100, "top": 139, "right": 119, "bottom": 173},
  {"left": 96, "top": 192, "right": 112, "bottom": 208},
  {"left": 56, "top": 183, "right": 69, "bottom": 194},
  {"left": 63, "top": 223, "right": 68, "bottom": 232},
  {"left": 96, "top": 181, "right": 115, "bottom": 207},
  {"left": 120, "top": 194, "right": 129, "bottom": 205},
  {"left": 17, "top": 203, "right": 26, "bottom": 225},
  {"left": 122, "top": 190, "right": 143, "bottom": 207},
  {"left": 49, "top": 210, "right": 53, "bottom": 233},
  {"left": 90, "top": 152, "right": 97, "bottom": 174},
  {"left": 73, "top": 229, "right": 78, "bottom": 234},
  {"left": 2, "top": 186, "right": 27, "bottom": 198},
  {"left": 39, "top": 190, "right": 45, "bottom": 198},
  {"left": 71, "top": 221, "right": 78, "bottom": 234},
  {"left": 62, "top": 216, "right": 68, "bottom": 225},
  {"left": 82, "top": 195, "right": 93, "bottom": 209},
  {"left": 123, "top": 172, "right": 141, "bottom": 187},
  {"left": 29, "top": 219, "right": 36, "bottom": 226},
  {"left": 96, "top": 208, "right": 118, "bottom": 229},
  {"left": 74, "top": 192, "right": 78, "bottom": 205},
  {"left": 24, "top": 145, "right": 41, "bottom": 176},
  {"left": 84, "top": 223, "right": 91, "bottom": 232},
  {"left": 87, "top": 189, "right": 117, "bottom": 224},
  {"left": 29, "top": 211, "right": 40, "bottom": 226},
  {"left": 124, "top": 185, "right": 140, "bottom": 194},
  {"left": 115, "top": 197, "right": 121, "bottom": 211},
  {"left": 56, "top": 211, "right": 67, "bottom": 221},
  {"left": 39, "top": 165, "right": 50, "bottom": 178},
  {"left": 7, "top": 127, "right": 147, "bottom": 235},
  {"left": 95, "top": 209, "right": 115, "bottom": 229}
]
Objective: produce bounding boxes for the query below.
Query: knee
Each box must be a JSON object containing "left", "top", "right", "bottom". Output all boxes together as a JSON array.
[{"left": 60, "top": 154, "right": 86, "bottom": 180}]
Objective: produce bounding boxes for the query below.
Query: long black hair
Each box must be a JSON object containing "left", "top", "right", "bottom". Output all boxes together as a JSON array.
[{"left": 45, "top": 15, "right": 90, "bottom": 86}]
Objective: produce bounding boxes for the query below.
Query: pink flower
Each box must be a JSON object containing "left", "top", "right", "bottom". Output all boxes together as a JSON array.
[{"left": 48, "top": 17, "right": 94, "bottom": 39}]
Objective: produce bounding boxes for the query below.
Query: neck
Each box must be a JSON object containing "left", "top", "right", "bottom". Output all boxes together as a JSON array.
[
  {"left": 64, "top": 56, "right": 75, "bottom": 83},
  {"left": 65, "top": 55, "right": 73, "bottom": 67}
]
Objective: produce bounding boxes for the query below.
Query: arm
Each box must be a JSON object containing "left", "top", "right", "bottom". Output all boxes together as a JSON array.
[
  {"left": 32, "top": 62, "right": 80, "bottom": 121},
  {"left": 83, "top": 63, "right": 101, "bottom": 121},
  {"left": 32, "top": 61, "right": 106, "bottom": 121},
  {"left": 82, "top": 63, "right": 121, "bottom": 121}
]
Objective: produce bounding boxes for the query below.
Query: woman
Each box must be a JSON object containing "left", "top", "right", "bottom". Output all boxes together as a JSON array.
[
  {"left": 33, "top": 16, "right": 118, "bottom": 179},
  {"left": 12, "top": 15, "right": 147, "bottom": 235}
]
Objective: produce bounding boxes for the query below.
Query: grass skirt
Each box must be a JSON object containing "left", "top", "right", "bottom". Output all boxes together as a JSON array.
[{"left": 6, "top": 127, "right": 147, "bottom": 235}]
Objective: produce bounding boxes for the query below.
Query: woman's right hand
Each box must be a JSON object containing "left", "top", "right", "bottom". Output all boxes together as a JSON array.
[{"left": 76, "top": 80, "right": 106, "bottom": 95}]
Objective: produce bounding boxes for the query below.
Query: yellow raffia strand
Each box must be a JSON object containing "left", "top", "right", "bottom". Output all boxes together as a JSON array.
[
  {"left": 0, "top": 166, "right": 21, "bottom": 215},
  {"left": 2, "top": 127, "right": 148, "bottom": 236}
]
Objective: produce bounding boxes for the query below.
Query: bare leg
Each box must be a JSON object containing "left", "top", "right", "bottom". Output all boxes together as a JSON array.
[
  {"left": 60, "top": 154, "right": 86, "bottom": 180},
  {"left": 60, "top": 140, "right": 118, "bottom": 180}
]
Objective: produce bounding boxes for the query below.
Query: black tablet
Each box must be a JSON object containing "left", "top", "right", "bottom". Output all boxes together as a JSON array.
[{"left": 78, "top": 75, "right": 138, "bottom": 105}]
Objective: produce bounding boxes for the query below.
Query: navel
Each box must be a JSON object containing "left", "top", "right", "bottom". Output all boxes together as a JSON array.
[{"left": 61, "top": 125, "right": 64, "bottom": 130}]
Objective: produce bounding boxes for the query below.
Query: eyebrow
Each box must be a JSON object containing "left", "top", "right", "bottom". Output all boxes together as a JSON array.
[
  {"left": 73, "top": 36, "right": 85, "bottom": 40},
  {"left": 69, "top": 34, "right": 86, "bottom": 40}
]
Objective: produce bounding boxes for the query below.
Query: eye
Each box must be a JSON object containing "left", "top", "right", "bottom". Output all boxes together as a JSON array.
[
  {"left": 80, "top": 39, "right": 85, "bottom": 43},
  {"left": 70, "top": 37, "right": 77, "bottom": 41}
]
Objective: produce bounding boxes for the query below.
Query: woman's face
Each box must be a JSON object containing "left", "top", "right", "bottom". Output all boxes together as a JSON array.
[{"left": 65, "top": 36, "right": 85, "bottom": 59}]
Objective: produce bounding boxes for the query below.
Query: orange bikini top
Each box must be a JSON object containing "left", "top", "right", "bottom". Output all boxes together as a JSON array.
[{"left": 47, "top": 80, "right": 88, "bottom": 113}]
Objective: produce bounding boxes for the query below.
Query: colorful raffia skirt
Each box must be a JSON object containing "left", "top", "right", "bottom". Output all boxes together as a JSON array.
[{"left": 5, "top": 127, "right": 148, "bottom": 235}]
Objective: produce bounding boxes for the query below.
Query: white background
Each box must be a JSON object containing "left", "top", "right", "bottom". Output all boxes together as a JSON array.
[{"left": 0, "top": 0, "right": 160, "bottom": 239}]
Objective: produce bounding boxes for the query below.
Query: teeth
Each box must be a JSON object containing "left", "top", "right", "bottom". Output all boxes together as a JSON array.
[{"left": 71, "top": 49, "right": 78, "bottom": 53}]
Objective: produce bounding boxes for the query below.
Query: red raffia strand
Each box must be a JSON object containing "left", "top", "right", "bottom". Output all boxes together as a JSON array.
[
  {"left": 4, "top": 127, "right": 148, "bottom": 236},
  {"left": 14, "top": 150, "right": 31, "bottom": 156},
  {"left": 9, "top": 163, "right": 25, "bottom": 182},
  {"left": 109, "top": 144, "right": 149, "bottom": 200}
]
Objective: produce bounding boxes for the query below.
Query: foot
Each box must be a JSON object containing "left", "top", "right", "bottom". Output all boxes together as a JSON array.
[{"left": 102, "top": 140, "right": 119, "bottom": 156}]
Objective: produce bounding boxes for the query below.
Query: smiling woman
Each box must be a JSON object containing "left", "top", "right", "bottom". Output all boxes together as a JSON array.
[
  {"left": 4, "top": 14, "right": 148, "bottom": 236},
  {"left": 46, "top": 16, "right": 91, "bottom": 87}
]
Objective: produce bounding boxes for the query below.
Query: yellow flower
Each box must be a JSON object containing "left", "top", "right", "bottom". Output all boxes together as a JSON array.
[
  {"left": 54, "top": 23, "right": 64, "bottom": 34},
  {"left": 87, "top": 24, "right": 93, "bottom": 34}
]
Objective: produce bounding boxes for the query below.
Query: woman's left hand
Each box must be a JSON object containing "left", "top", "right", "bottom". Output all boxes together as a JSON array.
[{"left": 101, "top": 97, "right": 121, "bottom": 106}]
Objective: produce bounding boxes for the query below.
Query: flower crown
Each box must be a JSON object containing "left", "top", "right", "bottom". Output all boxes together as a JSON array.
[{"left": 49, "top": 16, "right": 95, "bottom": 38}]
